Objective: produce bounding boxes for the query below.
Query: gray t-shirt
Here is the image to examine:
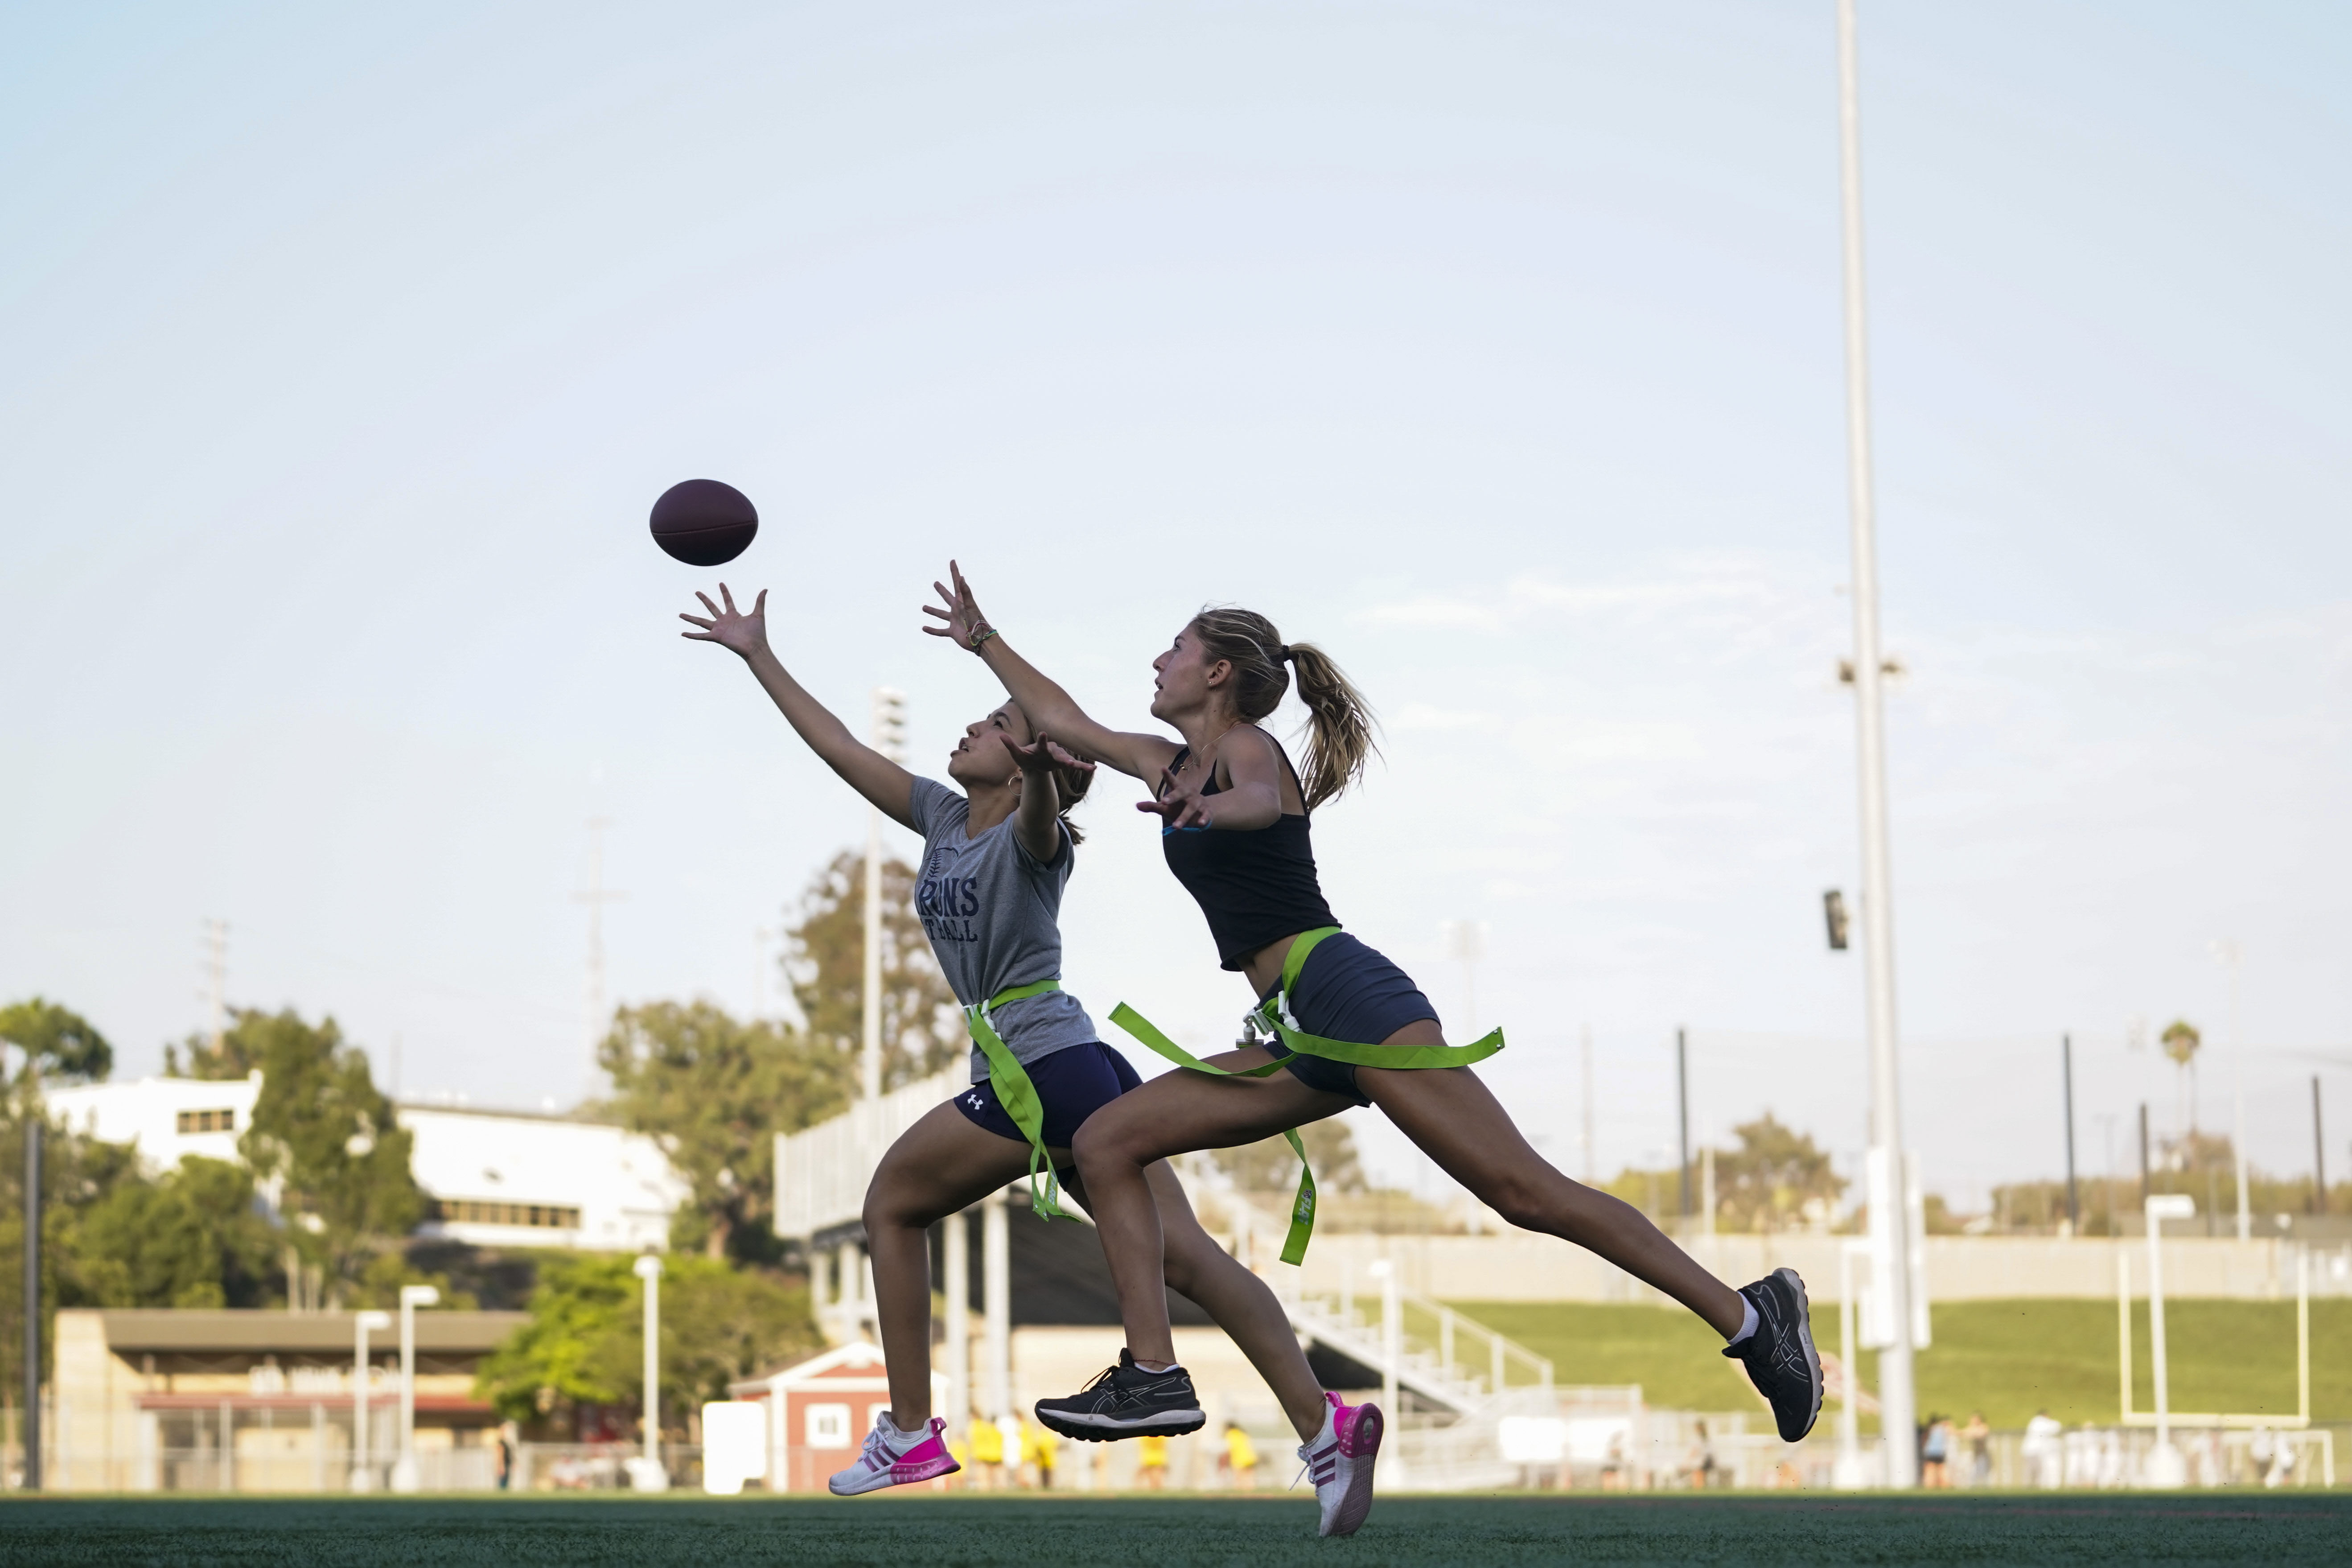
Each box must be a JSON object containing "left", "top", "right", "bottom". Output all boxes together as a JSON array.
[{"left": 907, "top": 777, "right": 1101, "bottom": 1081}]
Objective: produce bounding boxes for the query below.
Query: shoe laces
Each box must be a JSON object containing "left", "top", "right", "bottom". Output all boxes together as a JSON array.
[{"left": 859, "top": 1423, "right": 900, "bottom": 1470}]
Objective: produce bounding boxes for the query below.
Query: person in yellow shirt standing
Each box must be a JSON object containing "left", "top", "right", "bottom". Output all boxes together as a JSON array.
[
  {"left": 968, "top": 1411, "right": 1004, "bottom": 1490},
  {"left": 1135, "top": 1432, "right": 1169, "bottom": 1490},
  {"left": 1026, "top": 1419, "right": 1060, "bottom": 1490},
  {"left": 1221, "top": 1423, "right": 1258, "bottom": 1493}
]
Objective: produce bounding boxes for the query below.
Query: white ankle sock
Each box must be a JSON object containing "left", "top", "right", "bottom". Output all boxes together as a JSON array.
[
  {"left": 1725, "top": 1297, "right": 1760, "bottom": 1347},
  {"left": 1134, "top": 1359, "right": 1183, "bottom": 1375},
  {"left": 882, "top": 1411, "right": 929, "bottom": 1441}
]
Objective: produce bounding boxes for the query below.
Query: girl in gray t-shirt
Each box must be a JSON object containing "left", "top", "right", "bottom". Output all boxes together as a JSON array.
[{"left": 682, "top": 582, "right": 1335, "bottom": 1498}]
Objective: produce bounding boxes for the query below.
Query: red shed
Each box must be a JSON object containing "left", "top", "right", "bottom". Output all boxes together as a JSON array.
[{"left": 729, "top": 1341, "right": 950, "bottom": 1493}]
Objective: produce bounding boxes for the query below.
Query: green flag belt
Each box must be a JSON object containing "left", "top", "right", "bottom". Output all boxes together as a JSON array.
[
  {"left": 1110, "top": 926, "right": 1504, "bottom": 1264},
  {"left": 961, "top": 979, "right": 1075, "bottom": 1221}
]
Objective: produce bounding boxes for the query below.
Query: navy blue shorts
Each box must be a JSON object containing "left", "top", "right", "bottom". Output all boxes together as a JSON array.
[
  {"left": 1262, "top": 931, "right": 1439, "bottom": 1106},
  {"left": 953, "top": 1040, "right": 1142, "bottom": 1170}
]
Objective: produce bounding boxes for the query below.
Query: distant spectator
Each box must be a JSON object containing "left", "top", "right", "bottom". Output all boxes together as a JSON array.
[
  {"left": 1026, "top": 1419, "right": 1059, "bottom": 1491},
  {"left": 1921, "top": 1416, "right": 1951, "bottom": 1489},
  {"left": 1135, "top": 1432, "right": 1169, "bottom": 1490},
  {"left": 968, "top": 1412, "right": 1004, "bottom": 1489},
  {"left": 1219, "top": 1422, "right": 1258, "bottom": 1492},
  {"left": 2022, "top": 1409, "right": 2063, "bottom": 1489},
  {"left": 1962, "top": 1412, "right": 1991, "bottom": 1487},
  {"left": 997, "top": 1414, "right": 1026, "bottom": 1487}
]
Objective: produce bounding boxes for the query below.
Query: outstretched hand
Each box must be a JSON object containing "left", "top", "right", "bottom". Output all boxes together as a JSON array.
[
  {"left": 679, "top": 583, "right": 768, "bottom": 659},
  {"left": 1007, "top": 732, "right": 1094, "bottom": 781},
  {"left": 921, "top": 560, "right": 994, "bottom": 650},
  {"left": 1138, "top": 763, "right": 1213, "bottom": 831}
]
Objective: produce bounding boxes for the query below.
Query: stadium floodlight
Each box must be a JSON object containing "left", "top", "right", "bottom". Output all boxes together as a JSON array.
[
  {"left": 1832, "top": 0, "right": 1919, "bottom": 1484},
  {"left": 392, "top": 1285, "right": 439, "bottom": 1493},
  {"left": 349, "top": 1309, "right": 391, "bottom": 1492},
  {"left": 1823, "top": 890, "right": 1850, "bottom": 951}
]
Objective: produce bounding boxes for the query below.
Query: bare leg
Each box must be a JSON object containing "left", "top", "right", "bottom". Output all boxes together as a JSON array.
[
  {"left": 1358, "top": 1044, "right": 1746, "bottom": 1337},
  {"left": 869, "top": 1095, "right": 1339, "bottom": 1440},
  {"left": 1115, "top": 1161, "right": 1330, "bottom": 1441},
  {"left": 863, "top": 1103, "right": 1038, "bottom": 1428},
  {"left": 1069, "top": 1049, "right": 1356, "bottom": 1372}
]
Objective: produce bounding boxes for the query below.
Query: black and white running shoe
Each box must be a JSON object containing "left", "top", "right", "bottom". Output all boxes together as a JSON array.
[
  {"left": 1722, "top": 1267, "right": 1824, "bottom": 1442},
  {"left": 1033, "top": 1348, "right": 1206, "bottom": 1442}
]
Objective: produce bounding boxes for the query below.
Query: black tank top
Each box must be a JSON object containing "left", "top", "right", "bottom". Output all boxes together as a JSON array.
[{"left": 1158, "top": 734, "right": 1340, "bottom": 970}]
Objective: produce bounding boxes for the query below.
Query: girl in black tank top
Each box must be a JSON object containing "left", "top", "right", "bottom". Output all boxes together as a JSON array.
[{"left": 931, "top": 566, "right": 1822, "bottom": 1472}]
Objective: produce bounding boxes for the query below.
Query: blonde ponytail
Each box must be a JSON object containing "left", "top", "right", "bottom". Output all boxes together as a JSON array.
[{"left": 1187, "top": 606, "right": 1377, "bottom": 810}]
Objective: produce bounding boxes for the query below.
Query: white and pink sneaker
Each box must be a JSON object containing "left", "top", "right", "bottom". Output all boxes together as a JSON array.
[
  {"left": 1297, "top": 1391, "right": 1382, "bottom": 1537},
  {"left": 827, "top": 1412, "right": 961, "bottom": 1496}
]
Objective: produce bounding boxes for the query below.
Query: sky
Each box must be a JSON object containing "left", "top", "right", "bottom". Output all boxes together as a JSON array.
[{"left": 2, "top": 1, "right": 2346, "bottom": 1212}]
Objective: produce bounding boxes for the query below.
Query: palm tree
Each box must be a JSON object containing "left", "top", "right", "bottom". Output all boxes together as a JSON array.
[{"left": 2160, "top": 1019, "right": 2202, "bottom": 1140}]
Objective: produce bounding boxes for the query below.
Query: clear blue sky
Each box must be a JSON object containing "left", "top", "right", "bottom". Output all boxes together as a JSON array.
[{"left": 3, "top": 2, "right": 2345, "bottom": 1210}]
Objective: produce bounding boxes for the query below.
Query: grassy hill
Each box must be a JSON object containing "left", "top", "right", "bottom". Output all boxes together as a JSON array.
[{"left": 1447, "top": 1297, "right": 2352, "bottom": 1431}]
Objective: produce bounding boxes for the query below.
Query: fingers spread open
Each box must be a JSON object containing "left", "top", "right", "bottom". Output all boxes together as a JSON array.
[
  {"left": 695, "top": 591, "right": 719, "bottom": 614},
  {"left": 719, "top": 583, "right": 738, "bottom": 613}
]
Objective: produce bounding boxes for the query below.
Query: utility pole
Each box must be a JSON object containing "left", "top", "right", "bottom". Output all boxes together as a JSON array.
[
  {"left": 22, "top": 1121, "right": 41, "bottom": 1492},
  {"left": 573, "top": 818, "right": 626, "bottom": 1095},
  {"left": 2061, "top": 1034, "right": 2080, "bottom": 1234},
  {"left": 2314, "top": 1078, "right": 2328, "bottom": 1216},
  {"left": 1834, "top": 0, "right": 1916, "bottom": 1485},
  {"left": 1579, "top": 1023, "right": 1596, "bottom": 1185},
  {"left": 862, "top": 689, "right": 907, "bottom": 1101},
  {"left": 2212, "top": 940, "right": 2249, "bottom": 1241},
  {"left": 2138, "top": 1103, "right": 2151, "bottom": 1204},
  {"left": 1675, "top": 1028, "right": 1692, "bottom": 1222},
  {"left": 198, "top": 918, "right": 229, "bottom": 1060}
]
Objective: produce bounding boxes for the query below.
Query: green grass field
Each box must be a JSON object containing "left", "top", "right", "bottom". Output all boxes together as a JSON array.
[
  {"left": 1452, "top": 1298, "right": 2352, "bottom": 1430},
  {"left": 0, "top": 1494, "right": 2345, "bottom": 1566}
]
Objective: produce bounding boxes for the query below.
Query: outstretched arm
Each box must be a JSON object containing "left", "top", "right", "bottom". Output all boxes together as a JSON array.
[
  {"left": 923, "top": 561, "right": 1179, "bottom": 783},
  {"left": 1006, "top": 733, "right": 1095, "bottom": 862},
  {"left": 681, "top": 584, "right": 917, "bottom": 828}
]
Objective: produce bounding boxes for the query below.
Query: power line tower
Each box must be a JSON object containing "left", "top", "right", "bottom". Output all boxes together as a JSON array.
[
  {"left": 573, "top": 817, "right": 626, "bottom": 1094},
  {"left": 198, "top": 917, "right": 229, "bottom": 1059},
  {"left": 862, "top": 689, "right": 907, "bottom": 1101}
]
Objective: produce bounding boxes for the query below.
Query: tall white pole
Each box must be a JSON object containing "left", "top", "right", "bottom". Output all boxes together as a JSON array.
[
  {"left": 393, "top": 1284, "right": 437, "bottom": 1493},
  {"left": 634, "top": 1255, "right": 664, "bottom": 1470},
  {"left": 1579, "top": 1023, "right": 1596, "bottom": 1184},
  {"left": 982, "top": 1188, "right": 1011, "bottom": 1420},
  {"left": 349, "top": 1309, "right": 390, "bottom": 1492},
  {"left": 944, "top": 1209, "right": 971, "bottom": 1429},
  {"left": 862, "top": 689, "right": 906, "bottom": 1103},
  {"left": 1834, "top": 0, "right": 1916, "bottom": 1487}
]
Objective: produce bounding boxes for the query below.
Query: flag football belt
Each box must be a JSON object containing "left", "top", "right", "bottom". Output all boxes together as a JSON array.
[
  {"left": 1110, "top": 926, "right": 1504, "bottom": 1265},
  {"left": 962, "top": 979, "right": 1079, "bottom": 1221}
]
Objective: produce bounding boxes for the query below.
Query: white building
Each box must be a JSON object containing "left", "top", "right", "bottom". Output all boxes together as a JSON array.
[{"left": 44, "top": 1078, "right": 686, "bottom": 1253}]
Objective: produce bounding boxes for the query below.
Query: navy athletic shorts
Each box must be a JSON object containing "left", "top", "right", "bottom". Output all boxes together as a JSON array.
[
  {"left": 953, "top": 1039, "right": 1143, "bottom": 1172},
  {"left": 1261, "top": 931, "right": 1439, "bottom": 1107}
]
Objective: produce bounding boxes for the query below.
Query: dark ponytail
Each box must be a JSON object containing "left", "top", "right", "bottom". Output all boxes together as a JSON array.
[{"left": 1187, "top": 606, "right": 1377, "bottom": 810}]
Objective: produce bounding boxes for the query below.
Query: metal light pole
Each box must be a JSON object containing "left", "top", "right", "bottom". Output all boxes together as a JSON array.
[
  {"left": 349, "top": 1308, "right": 391, "bottom": 1491},
  {"left": 861, "top": 688, "right": 907, "bottom": 1102},
  {"left": 392, "top": 1284, "right": 438, "bottom": 1492},
  {"left": 21, "top": 1120, "right": 40, "bottom": 1493},
  {"left": 632, "top": 1255, "right": 667, "bottom": 1490},
  {"left": 1834, "top": 0, "right": 1917, "bottom": 1486},
  {"left": 2062, "top": 1035, "right": 2080, "bottom": 1235}
]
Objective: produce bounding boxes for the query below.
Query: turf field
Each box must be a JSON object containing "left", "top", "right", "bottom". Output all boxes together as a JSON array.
[
  {"left": 1452, "top": 1298, "right": 2352, "bottom": 1429},
  {"left": 0, "top": 1494, "right": 2344, "bottom": 1566}
]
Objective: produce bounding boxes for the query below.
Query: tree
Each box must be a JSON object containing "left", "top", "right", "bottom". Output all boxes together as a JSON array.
[
  {"left": 598, "top": 1000, "right": 850, "bottom": 1260},
  {"left": 786, "top": 850, "right": 961, "bottom": 1088},
  {"left": 1710, "top": 1112, "right": 1846, "bottom": 1234},
  {"left": 2161, "top": 1019, "right": 2203, "bottom": 1131},
  {"left": 475, "top": 1253, "right": 819, "bottom": 1437},
  {"left": 69, "top": 1156, "right": 278, "bottom": 1309},
  {"left": 1210, "top": 1119, "right": 1368, "bottom": 1195},
  {"left": 0, "top": 997, "right": 112, "bottom": 1083},
  {"left": 189, "top": 1008, "right": 424, "bottom": 1301}
]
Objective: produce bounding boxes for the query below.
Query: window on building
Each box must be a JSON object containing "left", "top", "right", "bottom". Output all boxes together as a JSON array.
[
  {"left": 806, "top": 1403, "right": 851, "bottom": 1449},
  {"left": 177, "top": 1108, "right": 236, "bottom": 1134},
  {"left": 427, "top": 1198, "right": 584, "bottom": 1230}
]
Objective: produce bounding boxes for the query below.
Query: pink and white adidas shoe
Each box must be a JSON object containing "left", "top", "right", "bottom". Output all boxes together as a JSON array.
[
  {"left": 828, "top": 1413, "right": 961, "bottom": 1496},
  {"left": 1297, "top": 1392, "right": 1382, "bottom": 1537}
]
